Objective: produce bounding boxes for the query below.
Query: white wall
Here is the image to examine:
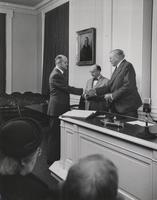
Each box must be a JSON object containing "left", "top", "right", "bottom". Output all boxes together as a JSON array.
[
  {"left": 151, "top": 0, "right": 157, "bottom": 118},
  {"left": 12, "top": 11, "right": 38, "bottom": 92},
  {"left": 112, "top": 0, "right": 143, "bottom": 93},
  {"left": 112, "top": 0, "right": 152, "bottom": 100},
  {"left": 69, "top": 0, "right": 110, "bottom": 88}
]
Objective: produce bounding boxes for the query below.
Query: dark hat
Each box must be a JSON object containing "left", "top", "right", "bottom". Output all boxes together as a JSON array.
[{"left": 0, "top": 118, "right": 42, "bottom": 159}]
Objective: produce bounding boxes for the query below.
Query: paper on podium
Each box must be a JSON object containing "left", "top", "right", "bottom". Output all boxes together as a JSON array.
[
  {"left": 126, "top": 120, "right": 154, "bottom": 127},
  {"left": 62, "top": 110, "right": 96, "bottom": 119}
]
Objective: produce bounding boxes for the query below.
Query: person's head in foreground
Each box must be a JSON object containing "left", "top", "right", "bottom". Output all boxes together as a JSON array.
[
  {"left": 0, "top": 117, "right": 42, "bottom": 175},
  {"left": 61, "top": 154, "right": 124, "bottom": 200}
]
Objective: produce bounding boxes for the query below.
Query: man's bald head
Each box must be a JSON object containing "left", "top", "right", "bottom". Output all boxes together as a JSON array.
[
  {"left": 89, "top": 65, "right": 101, "bottom": 78},
  {"left": 62, "top": 154, "right": 118, "bottom": 200}
]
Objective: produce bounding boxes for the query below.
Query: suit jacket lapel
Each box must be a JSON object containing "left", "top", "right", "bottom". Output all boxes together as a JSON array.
[
  {"left": 94, "top": 75, "right": 103, "bottom": 88},
  {"left": 110, "top": 60, "right": 125, "bottom": 83},
  {"left": 88, "top": 79, "right": 93, "bottom": 89}
]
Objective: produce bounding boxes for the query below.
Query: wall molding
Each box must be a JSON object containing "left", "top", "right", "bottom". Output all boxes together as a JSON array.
[
  {"left": 0, "top": 2, "right": 38, "bottom": 15},
  {"left": 35, "top": 0, "right": 54, "bottom": 10},
  {"left": 39, "top": 0, "right": 68, "bottom": 13},
  {"left": 0, "top": 8, "right": 13, "bottom": 94}
]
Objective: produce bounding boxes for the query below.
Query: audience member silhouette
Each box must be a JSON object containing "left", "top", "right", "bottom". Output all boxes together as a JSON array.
[
  {"left": 0, "top": 118, "right": 53, "bottom": 200},
  {"left": 61, "top": 154, "right": 124, "bottom": 200}
]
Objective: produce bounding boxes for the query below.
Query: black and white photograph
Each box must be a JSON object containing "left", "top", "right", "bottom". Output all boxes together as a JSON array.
[{"left": 0, "top": 1, "right": 156, "bottom": 200}]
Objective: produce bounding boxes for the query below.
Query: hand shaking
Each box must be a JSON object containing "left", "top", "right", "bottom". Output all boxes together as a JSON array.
[
  {"left": 85, "top": 89, "right": 96, "bottom": 98},
  {"left": 104, "top": 93, "right": 113, "bottom": 102}
]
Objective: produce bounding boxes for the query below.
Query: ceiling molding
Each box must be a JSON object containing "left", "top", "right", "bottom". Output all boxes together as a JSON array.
[
  {"left": 0, "top": 0, "right": 68, "bottom": 15},
  {"left": 0, "top": 0, "right": 53, "bottom": 10},
  {"left": 38, "top": 0, "right": 68, "bottom": 13},
  {"left": 0, "top": 2, "right": 34, "bottom": 10},
  {"left": 0, "top": 7, "right": 13, "bottom": 16},
  {"left": 35, "top": 0, "right": 53, "bottom": 9},
  {"left": 0, "top": 2, "right": 38, "bottom": 15}
]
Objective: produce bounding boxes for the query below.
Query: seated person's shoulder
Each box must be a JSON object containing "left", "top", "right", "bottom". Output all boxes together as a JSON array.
[
  {"left": 1, "top": 174, "right": 52, "bottom": 200},
  {"left": 102, "top": 76, "right": 109, "bottom": 81}
]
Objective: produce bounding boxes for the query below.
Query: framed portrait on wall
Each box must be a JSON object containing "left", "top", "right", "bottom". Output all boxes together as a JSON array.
[{"left": 76, "top": 27, "right": 96, "bottom": 66}]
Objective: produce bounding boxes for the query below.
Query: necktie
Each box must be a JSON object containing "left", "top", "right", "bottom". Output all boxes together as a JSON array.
[
  {"left": 112, "top": 66, "right": 117, "bottom": 74},
  {"left": 111, "top": 66, "right": 117, "bottom": 80}
]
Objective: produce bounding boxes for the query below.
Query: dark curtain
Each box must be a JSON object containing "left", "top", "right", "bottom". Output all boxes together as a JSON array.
[
  {"left": 0, "top": 13, "right": 6, "bottom": 94},
  {"left": 42, "top": 2, "right": 69, "bottom": 96}
]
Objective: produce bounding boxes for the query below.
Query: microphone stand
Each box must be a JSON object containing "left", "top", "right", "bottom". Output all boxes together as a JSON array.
[
  {"left": 15, "top": 99, "right": 22, "bottom": 118},
  {"left": 142, "top": 112, "right": 156, "bottom": 139}
]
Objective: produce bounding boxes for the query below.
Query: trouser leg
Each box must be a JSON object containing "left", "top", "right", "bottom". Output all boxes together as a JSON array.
[{"left": 47, "top": 117, "right": 60, "bottom": 165}]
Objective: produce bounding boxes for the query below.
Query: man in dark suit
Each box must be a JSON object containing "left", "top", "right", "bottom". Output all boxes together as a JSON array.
[
  {"left": 83, "top": 65, "right": 108, "bottom": 111},
  {"left": 87, "top": 49, "right": 142, "bottom": 118},
  {"left": 47, "top": 55, "right": 83, "bottom": 165}
]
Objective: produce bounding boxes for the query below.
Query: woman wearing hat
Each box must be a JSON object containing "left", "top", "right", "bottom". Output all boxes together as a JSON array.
[{"left": 0, "top": 118, "right": 54, "bottom": 200}]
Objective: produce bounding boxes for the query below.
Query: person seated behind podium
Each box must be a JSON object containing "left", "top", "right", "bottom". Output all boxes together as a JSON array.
[
  {"left": 61, "top": 154, "right": 124, "bottom": 200},
  {"left": 83, "top": 65, "right": 108, "bottom": 111},
  {"left": 0, "top": 118, "right": 53, "bottom": 200}
]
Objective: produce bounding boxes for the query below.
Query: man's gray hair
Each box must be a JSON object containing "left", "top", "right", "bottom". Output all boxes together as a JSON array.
[
  {"left": 62, "top": 154, "right": 118, "bottom": 200},
  {"left": 55, "top": 55, "right": 67, "bottom": 62},
  {"left": 110, "top": 49, "right": 125, "bottom": 59}
]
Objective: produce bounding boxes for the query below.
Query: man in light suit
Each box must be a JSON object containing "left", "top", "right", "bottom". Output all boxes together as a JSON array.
[
  {"left": 87, "top": 49, "right": 142, "bottom": 118},
  {"left": 47, "top": 55, "right": 83, "bottom": 164},
  {"left": 83, "top": 65, "right": 108, "bottom": 111}
]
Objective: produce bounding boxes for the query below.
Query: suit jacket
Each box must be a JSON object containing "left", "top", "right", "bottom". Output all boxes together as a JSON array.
[
  {"left": 96, "top": 60, "right": 142, "bottom": 114},
  {"left": 85, "top": 75, "right": 108, "bottom": 110},
  {"left": 47, "top": 67, "right": 83, "bottom": 117},
  {"left": 0, "top": 173, "right": 52, "bottom": 200}
]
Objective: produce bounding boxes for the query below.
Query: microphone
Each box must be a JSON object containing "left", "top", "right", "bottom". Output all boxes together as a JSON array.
[
  {"left": 140, "top": 98, "right": 157, "bottom": 139},
  {"left": 143, "top": 98, "right": 151, "bottom": 113}
]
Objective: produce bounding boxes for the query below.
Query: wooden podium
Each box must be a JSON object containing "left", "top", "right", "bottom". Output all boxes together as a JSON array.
[{"left": 49, "top": 111, "right": 157, "bottom": 200}]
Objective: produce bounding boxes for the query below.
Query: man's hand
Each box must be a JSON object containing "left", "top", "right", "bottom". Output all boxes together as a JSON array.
[
  {"left": 104, "top": 93, "right": 113, "bottom": 102},
  {"left": 86, "top": 89, "right": 96, "bottom": 97}
]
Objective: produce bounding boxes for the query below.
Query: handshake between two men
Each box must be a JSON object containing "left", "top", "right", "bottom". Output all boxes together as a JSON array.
[
  {"left": 82, "top": 87, "right": 113, "bottom": 112},
  {"left": 84, "top": 88, "right": 113, "bottom": 103}
]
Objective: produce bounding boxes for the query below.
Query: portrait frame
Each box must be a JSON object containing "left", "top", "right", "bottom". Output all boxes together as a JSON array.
[{"left": 76, "top": 27, "right": 96, "bottom": 66}]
